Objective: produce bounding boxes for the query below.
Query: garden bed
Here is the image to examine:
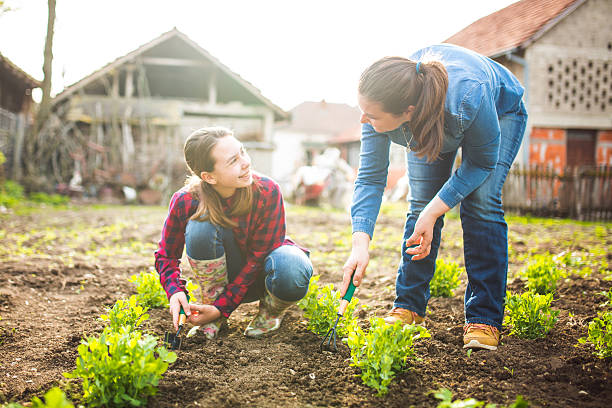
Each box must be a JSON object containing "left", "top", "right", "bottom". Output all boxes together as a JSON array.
[{"left": 0, "top": 204, "right": 610, "bottom": 407}]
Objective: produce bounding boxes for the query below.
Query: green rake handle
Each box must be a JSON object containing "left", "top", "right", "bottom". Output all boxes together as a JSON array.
[{"left": 338, "top": 273, "right": 357, "bottom": 315}]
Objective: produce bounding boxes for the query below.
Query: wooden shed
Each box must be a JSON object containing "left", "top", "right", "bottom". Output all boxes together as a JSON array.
[
  {"left": 0, "top": 51, "right": 40, "bottom": 179},
  {"left": 50, "top": 28, "right": 288, "bottom": 201}
]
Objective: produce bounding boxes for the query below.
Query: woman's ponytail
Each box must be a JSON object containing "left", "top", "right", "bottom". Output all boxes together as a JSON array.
[{"left": 409, "top": 61, "right": 448, "bottom": 161}]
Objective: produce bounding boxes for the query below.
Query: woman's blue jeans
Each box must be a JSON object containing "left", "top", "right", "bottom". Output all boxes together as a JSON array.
[
  {"left": 396, "top": 110, "right": 527, "bottom": 329},
  {"left": 184, "top": 220, "right": 313, "bottom": 303}
]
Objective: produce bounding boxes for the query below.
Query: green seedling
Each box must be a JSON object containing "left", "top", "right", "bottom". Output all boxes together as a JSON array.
[
  {"left": 578, "top": 310, "right": 612, "bottom": 359},
  {"left": 346, "top": 317, "right": 429, "bottom": 396},
  {"left": 504, "top": 291, "right": 559, "bottom": 339},
  {"left": 64, "top": 327, "right": 176, "bottom": 407},
  {"left": 99, "top": 295, "right": 150, "bottom": 332},
  {"left": 522, "top": 254, "right": 565, "bottom": 294},
  {"left": 430, "top": 258, "right": 462, "bottom": 298}
]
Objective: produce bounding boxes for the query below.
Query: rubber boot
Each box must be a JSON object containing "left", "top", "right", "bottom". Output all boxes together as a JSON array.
[
  {"left": 187, "top": 255, "right": 228, "bottom": 339},
  {"left": 244, "top": 285, "right": 295, "bottom": 338}
]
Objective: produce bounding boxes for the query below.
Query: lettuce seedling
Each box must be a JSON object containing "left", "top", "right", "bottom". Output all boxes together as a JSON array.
[
  {"left": 579, "top": 310, "right": 612, "bottom": 359},
  {"left": 504, "top": 291, "right": 559, "bottom": 339},
  {"left": 129, "top": 270, "right": 200, "bottom": 308},
  {"left": 99, "top": 295, "right": 149, "bottom": 332},
  {"left": 64, "top": 327, "right": 176, "bottom": 407},
  {"left": 297, "top": 275, "right": 359, "bottom": 338},
  {"left": 430, "top": 258, "right": 463, "bottom": 298},
  {"left": 346, "top": 317, "right": 429, "bottom": 396},
  {"left": 433, "top": 388, "right": 528, "bottom": 407},
  {"left": 522, "top": 254, "right": 565, "bottom": 294}
]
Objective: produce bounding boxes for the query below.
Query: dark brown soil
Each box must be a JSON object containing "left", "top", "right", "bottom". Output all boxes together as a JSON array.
[{"left": 0, "top": 205, "right": 610, "bottom": 407}]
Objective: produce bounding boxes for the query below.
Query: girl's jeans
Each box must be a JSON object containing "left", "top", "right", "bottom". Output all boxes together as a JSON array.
[
  {"left": 185, "top": 220, "right": 313, "bottom": 303},
  {"left": 396, "top": 108, "right": 527, "bottom": 329}
]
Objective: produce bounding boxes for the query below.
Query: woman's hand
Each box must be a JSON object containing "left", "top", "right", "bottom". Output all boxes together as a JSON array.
[
  {"left": 187, "top": 304, "right": 221, "bottom": 325},
  {"left": 341, "top": 232, "right": 371, "bottom": 296},
  {"left": 404, "top": 212, "right": 436, "bottom": 261},
  {"left": 169, "top": 291, "right": 191, "bottom": 331},
  {"left": 406, "top": 196, "right": 451, "bottom": 261}
]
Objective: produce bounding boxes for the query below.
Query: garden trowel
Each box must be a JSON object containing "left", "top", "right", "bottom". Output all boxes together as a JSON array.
[{"left": 164, "top": 294, "right": 190, "bottom": 350}]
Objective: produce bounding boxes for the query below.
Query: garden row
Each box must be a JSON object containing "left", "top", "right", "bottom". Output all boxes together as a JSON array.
[{"left": 2, "top": 251, "right": 609, "bottom": 407}]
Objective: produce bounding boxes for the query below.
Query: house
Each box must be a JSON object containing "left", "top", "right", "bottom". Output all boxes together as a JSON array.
[
  {"left": 50, "top": 28, "right": 288, "bottom": 201},
  {"left": 445, "top": 0, "right": 612, "bottom": 172},
  {"left": 0, "top": 52, "right": 40, "bottom": 178},
  {"left": 271, "top": 101, "right": 360, "bottom": 190},
  {"left": 272, "top": 100, "right": 407, "bottom": 195}
]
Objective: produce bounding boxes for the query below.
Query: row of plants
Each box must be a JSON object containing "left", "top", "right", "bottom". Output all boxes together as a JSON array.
[
  {"left": 1, "top": 269, "right": 192, "bottom": 407},
  {"left": 0, "top": 178, "right": 69, "bottom": 210},
  {"left": 297, "top": 275, "right": 429, "bottom": 396},
  {"left": 505, "top": 252, "right": 611, "bottom": 359}
]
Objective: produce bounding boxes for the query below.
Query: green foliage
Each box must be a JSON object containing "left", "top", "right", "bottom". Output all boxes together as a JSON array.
[
  {"left": 99, "top": 295, "right": 150, "bottom": 332},
  {"left": 64, "top": 327, "right": 176, "bottom": 407},
  {"left": 0, "top": 180, "right": 24, "bottom": 208},
  {"left": 297, "top": 275, "right": 359, "bottom": 338},
  {"left": 504, "top": 291, "right": 559, "bottom": 339},
  {"left": 28, "top": 192, "right": 69, "bottom": 206},
  {"left": 346, "top": 318, "right": 430, "bottom": 396},
  {"left": 433, "top": 388, "right": 528, "bottom": 408},
  {"left": 430, "top": 258, "right": 462, "bottom": 297},
  {"left": 128, "top": 269, "right": 200, "bottom": 308},
  {"left": 129, "top": 270, "right": 169, "bottom": 308},
  {"left": 31, "top": 387, "right": 74, "bottom": 408},
  {"left": 522, "top": 254, "right": 565, "bottom": 294},
  {"left": 1, "top": 387, "right": 73, "bottom": 408},
  {"left": 578, "top": 310, "right": 612, "bottom": 359}
]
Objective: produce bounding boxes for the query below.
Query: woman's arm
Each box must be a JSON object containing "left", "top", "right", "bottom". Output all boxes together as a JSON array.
[
  {"left": 341, "top": 124, "right": 391, "bottom": 295},
  {"left": 436, "top": 83, "right": 501, "bottom": 210}
]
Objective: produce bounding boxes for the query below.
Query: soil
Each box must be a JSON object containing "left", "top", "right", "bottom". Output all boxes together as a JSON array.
[{"left": 0, "top": 204, "right": 610, "bottom": 407}]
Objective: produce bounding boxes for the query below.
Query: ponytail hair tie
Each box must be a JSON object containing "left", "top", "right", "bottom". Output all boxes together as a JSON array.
[{"left": 416, "top": 61, "right": 422, "bottom": 74}]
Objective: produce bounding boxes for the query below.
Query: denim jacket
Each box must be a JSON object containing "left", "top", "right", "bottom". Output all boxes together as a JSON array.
[{"left": 352, "top": 44, "right": 525, "bottom": 238}]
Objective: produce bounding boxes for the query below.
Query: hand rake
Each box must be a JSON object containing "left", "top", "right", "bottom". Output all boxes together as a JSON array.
[{"left": 320, "top": 275, "right": 356, "bottom": 352}]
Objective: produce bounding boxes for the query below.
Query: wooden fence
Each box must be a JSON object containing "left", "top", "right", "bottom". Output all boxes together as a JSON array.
[{"left": 503, "top": 164, "right": 612, "bottom": 221}]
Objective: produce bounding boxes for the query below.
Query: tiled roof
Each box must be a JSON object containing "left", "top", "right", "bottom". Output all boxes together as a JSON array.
[
  {"left": 0, "top": 51, "right": 40, "bottom": 87},
  {"left": 444, "top": 0, "right": 583, "bottom": 57}
]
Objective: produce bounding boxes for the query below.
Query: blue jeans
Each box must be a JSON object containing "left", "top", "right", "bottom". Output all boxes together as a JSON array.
[
  {"left": 184, "top": 220, "right": 313, "bottom": 303},
  {"left": 396, "top": 109, "right": 527, "bottom": 329}
]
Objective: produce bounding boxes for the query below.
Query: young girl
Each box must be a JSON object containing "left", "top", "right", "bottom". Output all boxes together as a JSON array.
[
  {"left": 155, "top": 126, "right": 312, "bottom": 339},
  {"left": 341, "top": 44, "right": 527, "bottom": 350}
]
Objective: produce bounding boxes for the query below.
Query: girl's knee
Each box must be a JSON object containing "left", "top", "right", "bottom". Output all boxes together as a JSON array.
[
  {"left": 185, "top": 220, "right": 224, "bottom": 260},
  {"left": 266, "top": 246, "right": 313, "bottom": 301}
]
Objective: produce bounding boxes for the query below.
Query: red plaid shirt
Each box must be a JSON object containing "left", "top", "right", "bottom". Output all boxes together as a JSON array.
[{"left": 155, "top": 174, "right": 302, "bottom": 317}]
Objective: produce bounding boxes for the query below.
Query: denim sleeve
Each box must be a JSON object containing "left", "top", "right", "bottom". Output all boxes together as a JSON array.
[
  {"left": 437, "top": 84, "right": 500, "bottom": 209},
  {"left": 350, "top": 123, "right": 390, "bottom": 238}
]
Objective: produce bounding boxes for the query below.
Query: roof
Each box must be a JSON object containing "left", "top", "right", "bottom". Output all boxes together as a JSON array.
[
  {"left": 53, "top": 28, "right": 288, "bottom": 120},
  {"left": 444, "top": 0, "right": 585, "bottom": 57},
  {"left": 0, "top": 51, "right": 41, "bottom": 88},
  {"left": 283, "top": 101, "right": 361, "bottom": 135}
]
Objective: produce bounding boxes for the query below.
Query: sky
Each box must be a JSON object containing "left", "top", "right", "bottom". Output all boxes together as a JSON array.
[{"left": 0, "top": 0, "right": 517, "bottom": 111}]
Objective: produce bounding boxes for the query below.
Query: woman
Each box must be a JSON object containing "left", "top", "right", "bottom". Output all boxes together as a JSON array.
[
  {"left": 155, "top": 126, "right": 313, "bottom": 339},
  {"left": 341, "top": 44, "right": 527, "bottom": 350}
]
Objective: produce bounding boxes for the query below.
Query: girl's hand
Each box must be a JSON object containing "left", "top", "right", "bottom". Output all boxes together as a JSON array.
[
  {"left": 405, "top": 212, "right": 436, "bottom": 261},
  {"left": 187, "top": 304, "right": 221, "bottom": 325},
  {"left": 169, "top": 291, "right": 191, "bottom": 331}
]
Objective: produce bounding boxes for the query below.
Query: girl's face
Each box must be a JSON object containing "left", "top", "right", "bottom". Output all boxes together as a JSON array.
[
  {"left": 358, "top": 94, "right": 414, "bottom": 133},
  {"left": 202, "top": 135, "right": 252, "bottom": 198}
]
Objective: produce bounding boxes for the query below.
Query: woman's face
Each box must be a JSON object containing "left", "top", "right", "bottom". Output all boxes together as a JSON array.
[
  {"left": 201, "top": 135, "right": 252, "bottom": 197},
  {"left": 358, "top": 94, "right": 414, "bottom": 133}
]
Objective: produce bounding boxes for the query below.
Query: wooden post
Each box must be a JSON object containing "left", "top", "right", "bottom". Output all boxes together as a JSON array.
[{"left": 12, "top": 113, "right": 25, "bottom": 180}]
